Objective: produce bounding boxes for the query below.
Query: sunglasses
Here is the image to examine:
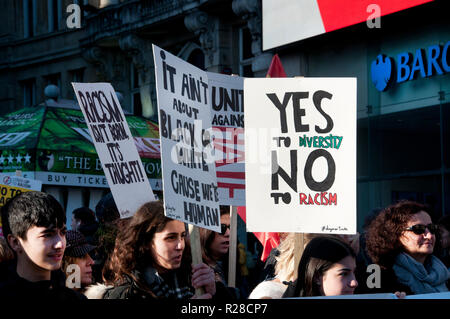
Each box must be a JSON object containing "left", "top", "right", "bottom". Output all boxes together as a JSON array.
[
  {"left": 404, "top": 223, "right": 438, "bottom": 235},
  {"left": 218, "top": 224, "right": 230, "bottom": 235}
]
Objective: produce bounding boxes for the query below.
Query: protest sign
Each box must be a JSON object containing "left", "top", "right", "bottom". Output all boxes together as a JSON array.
[
  {"left": 0, "top": 174, "right": 42, "bottom": 237},
  {"left": 208, "top": 72, "right": 245, "bottom": 206},
  {"left": 244, "top": 77, "right": 356, "bottom": 234},
  {"left": 153, "top": 44, "right": 220, "bottom": 232},
  {"left": 72, "top": 82, "right": 155, "bottom": 219}
]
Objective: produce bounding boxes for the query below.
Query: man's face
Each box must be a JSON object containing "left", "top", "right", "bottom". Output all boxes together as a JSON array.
[{"left": 19, "top": 225, "right": 67, "bottom": 271}]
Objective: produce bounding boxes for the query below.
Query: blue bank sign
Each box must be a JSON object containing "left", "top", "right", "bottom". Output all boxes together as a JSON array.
[{"left": 371, "top": 41, "right": 449, "bottom": 92}]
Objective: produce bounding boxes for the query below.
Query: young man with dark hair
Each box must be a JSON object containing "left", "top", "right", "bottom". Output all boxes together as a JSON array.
[{"left": 0, "top": 191, "right": 86, "bottom": 300}]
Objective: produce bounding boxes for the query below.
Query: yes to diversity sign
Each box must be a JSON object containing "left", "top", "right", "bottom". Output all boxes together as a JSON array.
[{"left": 244, "top": 77, "right": 356, "bottom": 234}]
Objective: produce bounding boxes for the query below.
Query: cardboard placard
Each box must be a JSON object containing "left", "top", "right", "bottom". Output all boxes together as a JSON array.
[
  {"left": 153, "top": 44, "right": 220, "bottom": 232},
  {"left": 72, "top": 82, "right": 155, "bottom": 218},
  {"left": 244, "top": 77, "right": 357, "bottom": 234},
  {"left": 208, "top": 73, "right": 245, "bottom": 206}
]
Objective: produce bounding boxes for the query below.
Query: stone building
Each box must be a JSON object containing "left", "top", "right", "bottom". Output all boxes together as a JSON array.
[{"left": 0, "top": 0, "right": 272, "bottom": 121}]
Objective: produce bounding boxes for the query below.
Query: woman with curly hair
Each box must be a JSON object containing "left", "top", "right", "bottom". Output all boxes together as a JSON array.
[
  {"left": 365, "top": 200, "right": 450, "bottom": 295},
  {"left": 85, "top": 200, "right": 221, "bottom": 299}
]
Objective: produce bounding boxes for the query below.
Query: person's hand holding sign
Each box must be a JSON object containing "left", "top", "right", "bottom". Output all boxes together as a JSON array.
[{"left": 191, "top": 263, "right": 216, "bottom": 299}]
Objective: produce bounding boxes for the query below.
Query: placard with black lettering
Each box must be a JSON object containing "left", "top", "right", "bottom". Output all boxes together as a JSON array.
[
  {"left": 244, "top": 77, "right": 356, "bottom": 234},
  {"left": 208, "top": 72, "right": 245, "bottom": 206},
  {"left": 72, "top": 82, "right": 155, "bottom": 219},
  {"left": 153, "top": 45, "right": 221, "bottom": 232}
]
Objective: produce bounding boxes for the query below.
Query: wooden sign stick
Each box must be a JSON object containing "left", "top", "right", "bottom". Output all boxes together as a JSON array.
[
  {"left": 293, "top": 233, "right": 305, "bottom": 274},
  {"left": 228, "top": 206, "right": 238, "bottom": 288},
  {"left": 188, "top": 224, "right": 205, "bottom": 296}
]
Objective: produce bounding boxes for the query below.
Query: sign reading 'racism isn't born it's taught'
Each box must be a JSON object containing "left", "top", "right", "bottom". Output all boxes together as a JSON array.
[
  {"left": 72, "top": 83, "right": 155, "bottom": 219},
  {"left": 153, "top": 45, "right": 220, "bottom": 232},
  {"left": 244, "top": 77, "right": 357, "bottom": 234}
]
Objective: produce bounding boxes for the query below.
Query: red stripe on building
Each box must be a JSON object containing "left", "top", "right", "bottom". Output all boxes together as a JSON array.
[{"left": 316, "top": 0, "right": 434, "bottom": 32}]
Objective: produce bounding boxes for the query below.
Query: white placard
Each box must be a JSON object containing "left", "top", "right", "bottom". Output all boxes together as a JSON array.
[
  {"left": 244, "top": 77, "right": 357, "bottom": 233},
  {"left": 208, "top": 72, "right": 245, "bottom": 206},
  {"left": 153, "top": 45, "right": 220, "bottom": 232},
  {"left": 72, "top": 82, "right": 155, "bottom": 219},
  {"left": 0, "top": 173, "right": 42, "bottom": 191}
]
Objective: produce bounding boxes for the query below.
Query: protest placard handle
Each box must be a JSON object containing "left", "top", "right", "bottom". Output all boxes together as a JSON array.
[
  {"left": 228, "top": 206, "right": 237, "bottom": 288},
  {"left": 188, "top": 224, "right": 205, "bottom": 296},
  {"left": 293, "top": 233, "right": 305, "bottom": 271}
]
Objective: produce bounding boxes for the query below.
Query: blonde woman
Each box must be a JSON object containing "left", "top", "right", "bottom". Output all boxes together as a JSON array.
[
  {"left": 249, "top": 233, "right": 317, "bottom": 299},
  {"left": 249, "top": 233, "right": 358, "bottom": 299}
]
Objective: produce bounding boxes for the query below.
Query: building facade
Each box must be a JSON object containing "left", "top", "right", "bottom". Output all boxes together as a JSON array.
[{"left": 0, "top": 0, "right": 271, "bottom": 118}]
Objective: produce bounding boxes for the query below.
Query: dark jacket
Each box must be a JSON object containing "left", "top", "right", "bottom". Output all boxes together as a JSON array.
[
  {"left": 0, "top": 260, "right": 86, "bottom": 300},
  {"left": 103, "top": 266, "right": 235, "bottom": 300},
  {"left": 259, "top": 247, "right": 280, "bottom": 282},
  {"left": 210, "top": 260, "right": 241, "bottom": 299},
  {"left": 354, "top": 265, "right": 413, "bottom": 295}
]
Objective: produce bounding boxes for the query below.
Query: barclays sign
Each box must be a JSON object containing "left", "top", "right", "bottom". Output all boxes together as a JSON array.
[{"left": 371, "top": 41, "right": 449, "bottom": 91}]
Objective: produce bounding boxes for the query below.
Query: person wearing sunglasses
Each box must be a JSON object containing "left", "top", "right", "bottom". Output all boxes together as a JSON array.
[
  {"left": 198, "top": 206, "right": 247, "bottom": 299},
  {"left": 366, "top": 200, "right": 450, "bottom": 295}
]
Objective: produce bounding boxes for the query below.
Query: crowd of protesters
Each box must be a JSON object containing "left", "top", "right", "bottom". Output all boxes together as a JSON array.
[{"left": 0, "top": 190, "right": 449, "bottom": 300}]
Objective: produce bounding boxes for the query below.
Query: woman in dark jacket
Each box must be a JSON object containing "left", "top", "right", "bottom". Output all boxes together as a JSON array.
[
  {"left": 100, "top": 201, "right": 231, "bottom": 300},
  {"left": 365, "top": 200, "right": 450, "bottom": 295},
  {"left": 198, "top": 206, "right": 249, "bottom": 299}
]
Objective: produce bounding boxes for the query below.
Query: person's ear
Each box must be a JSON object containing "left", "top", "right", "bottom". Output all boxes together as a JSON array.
[
  {"left": 399, "top": 232, "right": 409, "bottom": 246},
  {"left": 7, "top": 234, "right": 23, "bottom": 254}
]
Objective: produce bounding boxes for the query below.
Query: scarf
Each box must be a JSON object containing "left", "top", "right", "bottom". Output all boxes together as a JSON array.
[
  {"left": 393, "top": 252, "right": 450, "bottom": 294},
  {"left": 141, "top": 266, "right": 194, "bottom": 300}
]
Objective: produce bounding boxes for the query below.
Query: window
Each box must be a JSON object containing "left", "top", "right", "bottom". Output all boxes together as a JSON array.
[
  {"left": 69, "top": 68, "right": 85, "bottom": 98},
  {"left": 187, "top": 49, "right": 205, "bottom": 70},
  {"left": 70, "top": 68, "right": 84, "bottom": 83},
  {"left": 239, "top": 27, "right": 254, "bottom": 77},
  {"left": 357, "top": 104, "right": 449, "bottom": 228},
  {"left": 44, "top": 73, "right": 61, "bottom": 88},
  {"left": 131, "top": 65, "right": 142, "bottom": 116},
  {"left": 48, "top": 0, "right": 62, "bottom": 32},
  {"left": 23, "top": 0, "right": 36, "bottom": 38},
  {"left": 20, "top": 79, "right": 36, "bottom": 107}
]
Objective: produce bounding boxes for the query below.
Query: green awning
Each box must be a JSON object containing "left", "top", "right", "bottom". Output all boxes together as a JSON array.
[{"left": 0, "top": 105, "right": 161, "bottom": 189}]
